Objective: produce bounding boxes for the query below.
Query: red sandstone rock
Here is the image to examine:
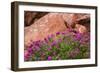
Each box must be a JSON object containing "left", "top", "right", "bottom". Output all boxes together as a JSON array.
[
  {"left": 24, "top": 13, "right": 67, "bottom": 47},
  {"left": 75, "top": 24, "right": 87, "bottom": 33}
]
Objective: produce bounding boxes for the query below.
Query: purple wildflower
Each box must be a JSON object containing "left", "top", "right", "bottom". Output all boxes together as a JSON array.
[
  {"left": 35, "top": 40, "right": 41, "bottom": 45},
  {"left": 28, "top": 47, "right": 33, "bottom": 54},
  {"left": 35, "top": 42, "right": 40, "bottom": 47},
  {"left": 34, "top": 46, "right": 40, "bottom": 51},
  {"left": 47, "top": 48, "right": 51, "bottom": 51},
  {"left": 24, "top": 50, "right": 30, "bottom": 61},
  {"left": 51, "top": 40, "right": 57, "bottom": 47},
  {"left": 58, "top": 38, "right": 62, "bottom": 42},
  {"left": 61, "top": 32, "right": 66, "bottom": 35},
  {"left": 47, "top": 35, "right": 52, "bottom": 41},
  {"left": 29, "top": 44, "right": 33, "bottom": 48},
  {"left": 47, "top": 34, "right": 54, "bottom": 40},
  {"left": 68, "top": 48, "right": 80, "bottom": 58},
  {"left": 47, "top": 56, "right": 52, "bottom": 60},
  {"left": 56, "top": 32, "right": 60, "bottom": 35},
  {"left": 75, "top": 33, "right": 82, "bottom": 40},
  {"left": 44, "top": 38, "right": 49, "bottom": 43},
  {"left": 50, "top": 34, "right": 55, "bottom": 38}
]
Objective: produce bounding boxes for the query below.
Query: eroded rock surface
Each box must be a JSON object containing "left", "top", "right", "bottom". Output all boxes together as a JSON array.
[
  {"left": 25, "top": 13, "right": 67, "bottom": 47},
  {"left": 24, "top": 12, "right": 48, "bottom": 26}
]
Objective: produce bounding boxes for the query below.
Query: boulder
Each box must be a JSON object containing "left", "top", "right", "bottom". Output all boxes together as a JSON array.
[
  {"left": 24, "top": 12, "right": 48, "bottom": 26},
  {"left": 24, "top": 13, "right": 67, "bottom": 47},
  {"left": 24, "top": 12, "right": 37, "bottom": 26}
]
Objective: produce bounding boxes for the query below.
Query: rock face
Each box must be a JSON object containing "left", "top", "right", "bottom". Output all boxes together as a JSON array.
[
  {"left": 24, "top": 12, "right": 37, "bottom": 26},
  {"left": 25, "top": 13, "right": 67, "bottom": 47},
  {"left": 61, "top": 13, "right": 78, "bottom": 27},
  {"left": 24, "top": 12, "right": 90, "bottom": 47},
  {"left": 24, "top": 12, "right": 48, "bottom": 26}
]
